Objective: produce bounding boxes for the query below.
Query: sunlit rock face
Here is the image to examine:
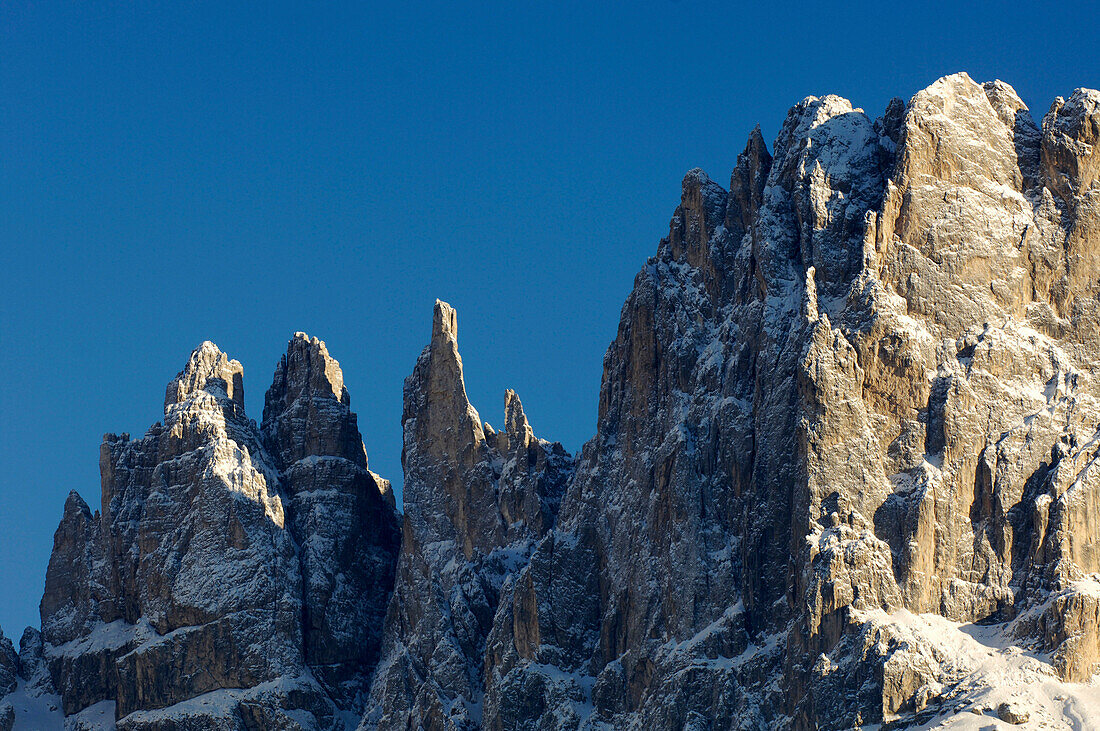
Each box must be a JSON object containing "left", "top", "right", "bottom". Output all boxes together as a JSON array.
[
  {"left": 4, "top": 73, "right": 1100, "bottom": 730},
  {"left": 15, "top": 335, "right": 398, "bottom": 729},
  {"left": 41, "top": 342, "right": 312, "bottom": 725},
  {"left": 367, "top": 74, "right": 1100, "bottom": 730}
]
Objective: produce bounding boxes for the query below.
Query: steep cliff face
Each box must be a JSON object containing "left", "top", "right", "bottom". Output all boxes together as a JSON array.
[
  {"left": 262, "top": 333, "right": 401, "bottom": 709},
  {"left": 367, "top": 73, "right": 1100, "bottom": 730},
  {"left": 3, "top": 72, "right": 1100, "bottom": 730},
  {"left": 480, "top": 90, "right": 896, "bottom": 730},
  {"left": 10, "top": 335, "right": 398, "bottom": 729},
  {"left": 363, "top": 301, "right": 574, "bottom": 731}
]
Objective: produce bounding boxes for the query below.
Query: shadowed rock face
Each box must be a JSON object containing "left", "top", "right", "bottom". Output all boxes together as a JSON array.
[
  {"left": 363, "top": 301, "right": 574, "bottom": 731},
  {"left": 4, "top": 73, "right": 1100, "bottom": 730},
  {"left": 0, "top": 631, "right": 16, "bottom": 699},
  {"left": 20, "top": 335, "right": 398, "bottom": 729},
  {"left": 261, "top": 333, "right": 401, "bottom": 710},
  {"left": 366, "top": 74, "right": 1100, "bottom": 731}
]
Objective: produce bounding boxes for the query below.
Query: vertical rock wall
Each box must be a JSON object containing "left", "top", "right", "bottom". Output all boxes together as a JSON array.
[{"left": 3, "top": 72, "right": 1100, "bottom": 730}]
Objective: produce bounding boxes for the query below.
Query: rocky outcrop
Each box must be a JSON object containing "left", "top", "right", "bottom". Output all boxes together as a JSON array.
[
  {"left": 15, "top": 334, "right": 397, "bottom": 729},
  {"left": 0, "top": 630, "right": 17, "bottom": 699},
  {"left": 261, "top": 333, "right": 400, "bottom": 710},
  {"left": 363, "top": 301, "right": 574, "bottom": 731},
  {"left": 367, "top": 73, "right": 1100, "bottom": 730},
  {"left": 4, "top": 72, "right": 1100, "bottom": 730},
  {"left": 18, "top": 628, "right": 53, "bottom": 698}
]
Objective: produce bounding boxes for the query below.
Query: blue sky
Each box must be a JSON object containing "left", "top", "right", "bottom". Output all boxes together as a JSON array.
[{"left": 1, "top": 0, "right": 1096, "bottom": 636}]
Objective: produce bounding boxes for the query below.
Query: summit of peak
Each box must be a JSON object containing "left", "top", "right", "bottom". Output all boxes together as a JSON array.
[
  {"left": 926, "top": 71, "right": 979, "bottom": 94},
  {"left": 504, "top": 389, "right": 534, "bottom": 446},
  {"left": 277, "top": 331, "right": 343, "bottom": 400},
  {"left": 61, "top": 490, "right": 90, "bottom": 520},
  {"left": 432, "top": 299, "right": 458, "bottom": 343},
  {"left": 682, "top": 167, "right": 715, "bottom": 189},
  {"left": 164, "top": 342, "right": 244, "bottom": 412}
]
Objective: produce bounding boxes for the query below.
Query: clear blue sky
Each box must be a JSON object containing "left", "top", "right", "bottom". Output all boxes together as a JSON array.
[{"left": 1, "top": 0, "right": 1095, "bottom": 636}]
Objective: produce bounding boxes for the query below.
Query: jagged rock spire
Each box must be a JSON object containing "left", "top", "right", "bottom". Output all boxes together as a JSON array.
[
  {"left": 39, "top": 491, "right": 100, "bottom": 650},
  {"left": 726, "top": 124, "right": 772, "bottom": 239},
  {"left": 261, "top": 331, "right": 400, "bottom": 711},
  {"left": 365, "top": 300, "right": 573, "bottom": 731},
  {"left": 1042, "top": 87, "right": 1100, "bottom": 203},
  {"left": 268, "top": 332, "right": 348, "bottom": 406},
  {"left": 263, "top": 331, "right": 366, "bottom": 468},
  {"left": 668, "top": 168, "right": 728, "bottom": 271},
  {"left": 398, "top": 300, "right": 496, "bottom": 554},
  {"left": 503, "top": 388, "right": 533, "bottom": 449},
  {"left": 164, "top": 340, "right": 244, "bottom": 411},
  {"left": 405, "top": 299, "right": 487, "bottom": 462}
]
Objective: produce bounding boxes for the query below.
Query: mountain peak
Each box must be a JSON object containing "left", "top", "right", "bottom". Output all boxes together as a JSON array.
[
  {"left": 432, "top": 298, "right": 458, "bottom": 343},
  {"left": 503, "top": 388, "right": 534, "bottom": 448},
  {"left": 163, "top": 340, "right": 244, "bottom": 412},
  {"left": 266, "top": 331, "right": 348, "bottom": 414},
  {"left": 13, "top": 74, "right": 1100, "bottom": 731}
]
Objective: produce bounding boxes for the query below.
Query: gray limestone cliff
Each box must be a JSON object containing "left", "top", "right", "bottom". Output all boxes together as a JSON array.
[
  {"left": 4, "top": 335, "right": 398, "bottom": 729},
  {"left": 363, "top": 301, "right": 574, "bottom": 730},
  {"left": 262, "top": 333, "right": 401, "bottom": 710},
  {"left": 367, "top": 74, "right": 1100, "bottom": 730},
  {"left": 3, "top": 72, "right": 1100, "bottom": 730}
]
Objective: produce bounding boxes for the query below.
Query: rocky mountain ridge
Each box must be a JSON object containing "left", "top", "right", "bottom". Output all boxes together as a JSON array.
[
  {"left": 3, "top": 334, "right": 400, "bottom": 730},
  {"left": 3, "top": 72, "right": 1100, "bottom": 729}
]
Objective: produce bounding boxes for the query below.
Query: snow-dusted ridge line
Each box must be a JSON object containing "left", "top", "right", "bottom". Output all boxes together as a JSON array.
[{"left": 3, "top": 73, "right": 1100, "bottom": 730}]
